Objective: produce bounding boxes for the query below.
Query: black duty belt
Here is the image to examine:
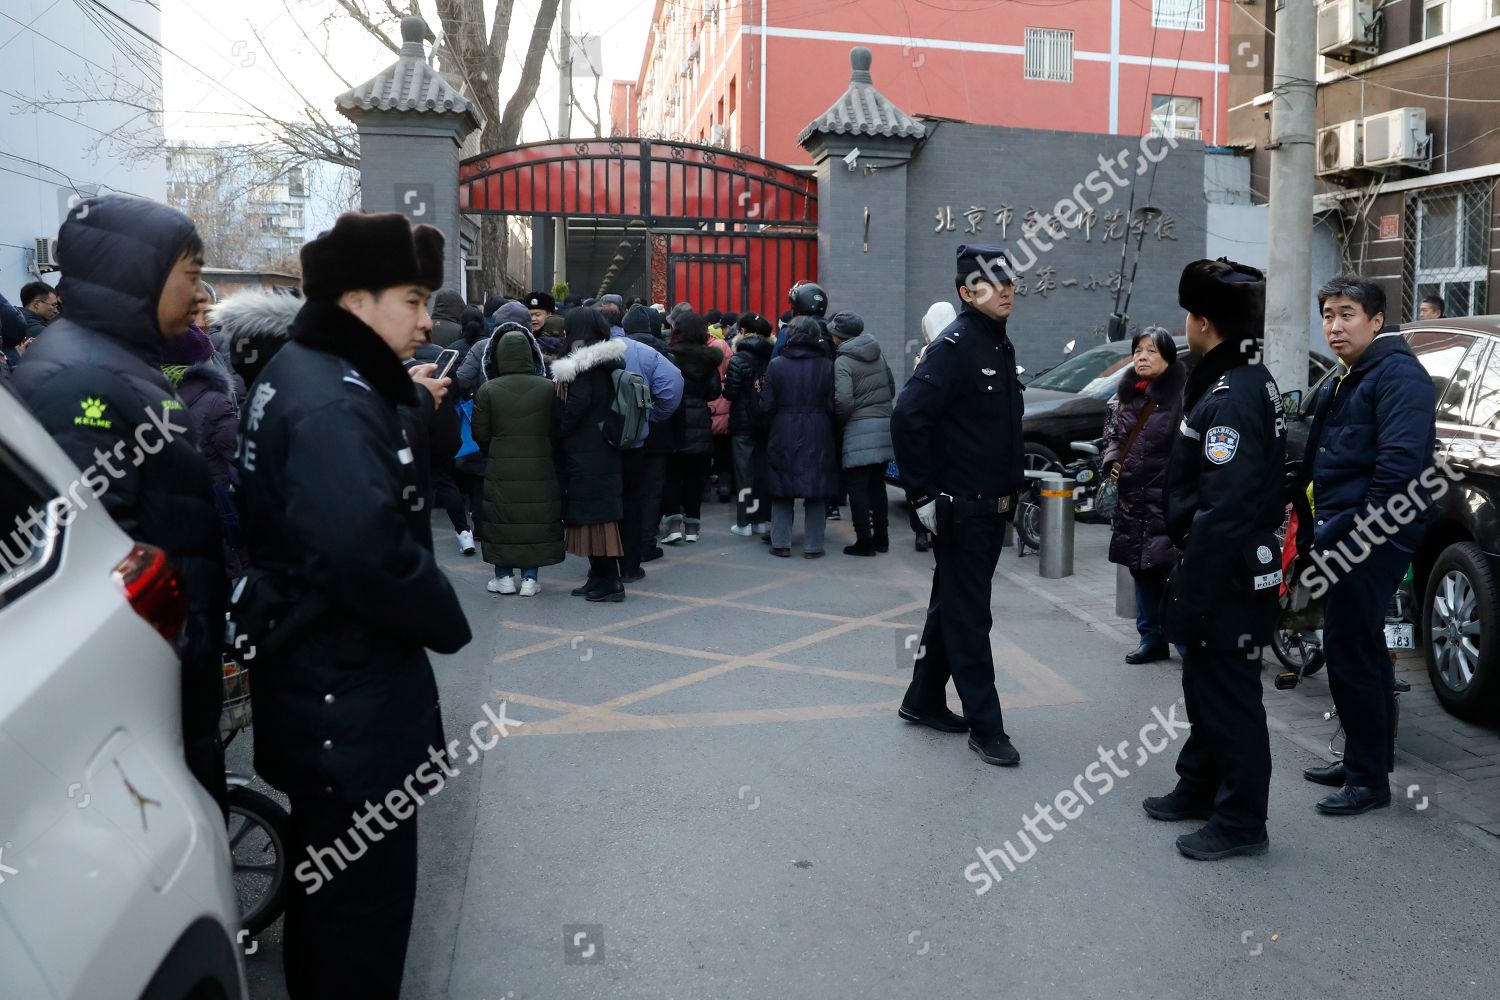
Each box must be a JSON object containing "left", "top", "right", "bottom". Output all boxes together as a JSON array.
[{"left": 955, "top": 495, "right": 1014, "bottom": 514}]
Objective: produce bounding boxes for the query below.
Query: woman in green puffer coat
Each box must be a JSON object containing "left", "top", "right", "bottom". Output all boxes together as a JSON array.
[{"left": 473, "top": 326, "right": 565, "bottom": 595}]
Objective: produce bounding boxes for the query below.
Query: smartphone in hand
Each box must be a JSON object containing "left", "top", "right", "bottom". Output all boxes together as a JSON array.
[{"left": 433, "top": 348, "right": 461, "bottom": 381}]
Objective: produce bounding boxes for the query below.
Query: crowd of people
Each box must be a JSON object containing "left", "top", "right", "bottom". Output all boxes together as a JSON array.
[{"left": 2, "top": 194, "right": 1436, "bottom": 996}]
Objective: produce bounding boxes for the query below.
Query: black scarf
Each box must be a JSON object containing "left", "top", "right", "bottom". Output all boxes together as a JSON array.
[
  {"left": 1183, "top": 338, "right": 1252, "bottom": 412},
  {"left": 290, "top": 298, "right": 418, "bottom": 408}
]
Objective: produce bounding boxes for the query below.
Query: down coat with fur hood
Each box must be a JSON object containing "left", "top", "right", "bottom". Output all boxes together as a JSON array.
[
  {"left": 552, "top": 337, "right": 627, "bottom": 524},
  {"left": 1102, "top": 360, "right": 1187, "bottom": 571}
]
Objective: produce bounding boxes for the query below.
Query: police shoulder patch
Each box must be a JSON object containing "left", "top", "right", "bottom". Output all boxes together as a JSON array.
[{"left": 1204, "top": 425, "right": 1240, "bottom": 464}]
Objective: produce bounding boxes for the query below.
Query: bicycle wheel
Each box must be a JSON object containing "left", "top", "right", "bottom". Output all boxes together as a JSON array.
[
  {"left": 1015, "top": 495, "right": 1042, "bottom": 552},
  {"left": 1271, "top": 610, "right": 1325, "bottom": 677},
  {"left": 227, "top": 785, "right": 290, "bottom": 936}
]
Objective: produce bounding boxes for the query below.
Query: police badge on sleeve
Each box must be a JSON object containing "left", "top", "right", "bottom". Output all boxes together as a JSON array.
[{"left": 1204, "top": 426, "right": 1240, "bottom": 464}]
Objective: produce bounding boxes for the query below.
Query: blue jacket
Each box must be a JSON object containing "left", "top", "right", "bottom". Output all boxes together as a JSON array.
[
  {"left": 1304, "top": 328, "right": 1437, "bottom": 554},
  {"left": 611, "top": 329, "right": 684, "bottom": 448}
]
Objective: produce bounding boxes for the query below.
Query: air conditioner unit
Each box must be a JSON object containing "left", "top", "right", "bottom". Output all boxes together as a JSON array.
[
  {"left": 1318, "top": 0, "right": 1378, "bottom": 62},
  {"left": 706, "top": 0, "right": 720, "bottom": 23},
  {"left": 689, "top": 38, "right": 700, "bottom": 61},
  {"left": 710, "top": 124, "right": 726, "bottom": 146},
  {"left": 1316, "top": 120, "right": 1360, "bottom": 175},
  {"left": 1362, "top": 107, "right": 1430, "bottom": 167},
  {"left": 34, "top": 237, "right": 60, "bottom": 273}
]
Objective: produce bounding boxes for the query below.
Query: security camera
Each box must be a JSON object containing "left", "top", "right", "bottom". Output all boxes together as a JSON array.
[{"left": 843, "top": 147, "right": 861, "bottom": 171}]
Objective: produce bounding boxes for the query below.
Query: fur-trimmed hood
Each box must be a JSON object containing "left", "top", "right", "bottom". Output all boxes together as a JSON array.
[
  {"left": 481, "top": 322, "right": 547, "bottom": 380},
  {"left": 550, "top": 337, "right": 627, "bottom": 384},
  {"left": 212, "top": 289, "right": 302, "bottom": 386}
]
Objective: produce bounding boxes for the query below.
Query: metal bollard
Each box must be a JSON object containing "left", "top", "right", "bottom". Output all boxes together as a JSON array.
[
  {"left": 1038, "top": 476, "right": 1075, "bottom": 579},
  {"left": 1116, "top": 563, "right": 1137, "bottom": 618}
]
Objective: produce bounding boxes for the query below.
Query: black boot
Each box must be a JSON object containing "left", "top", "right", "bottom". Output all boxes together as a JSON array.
[
  {"left": 1125, "top": 640, "right": 1171, "bottom": 664},
  {"left": 586, "top": 581, "right": 626, "bottom": 603},
  {"left": 571, "top": 578, "right": 599, "bottom": 597},
  {"left": 1142, "top": 787, "right": 1214, "bottom": 822},
  {"left": 843, "top": 539, "right": 878, "bottom": 556},
  {"left": 873, "top": 532, "right": 890, "bottom": 553}
]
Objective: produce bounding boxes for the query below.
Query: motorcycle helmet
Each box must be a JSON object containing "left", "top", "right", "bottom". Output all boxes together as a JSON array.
[{"left": 788, "top": 281, "right": 828, "bottom": 318}]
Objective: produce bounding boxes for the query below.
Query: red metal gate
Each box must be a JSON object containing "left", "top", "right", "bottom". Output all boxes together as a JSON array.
[{"left": 459, "top": 138, "right": 816, "bottom": 317}]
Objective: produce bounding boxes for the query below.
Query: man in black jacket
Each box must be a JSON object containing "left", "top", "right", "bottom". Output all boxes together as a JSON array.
[
  {"left": 1143, "top": 258, "right": 1286, "bottom": 861},
  {"left": 891, "top": 244, "right": 1027, "bottom": 769},
  {"left": 10, "top": 195, "right": 226, "bottom": 811},
  {"left": 235, "top": 212, "right": 471, "bottom": 998}
]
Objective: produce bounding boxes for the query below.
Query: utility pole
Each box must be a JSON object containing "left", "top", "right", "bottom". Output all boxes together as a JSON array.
[
  {"left": 1263, "top": 0, "right": 1317, "bottom": 397},
  {"left": 553, "top": 0, "right": 572, "bottom": 289}
]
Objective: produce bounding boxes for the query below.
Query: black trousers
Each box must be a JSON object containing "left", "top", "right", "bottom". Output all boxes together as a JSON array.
[
  {"left": 283, "top": 792, "right": 419, "bottom": 999},
  {"left": 662, "top": 452, "right": 712, "bottom": 522},
  {"left": 1323, "top": 542, "right": 1408, "bottom": 788},
  {"left": 1174, "top": 641, "right": 1271, "bottom": 834},
  {"left": 730, "top": 433, "right": 768, "bottom": 527},
  {"left": 904, "top": 512, "right": 1007, "bottom": 740},
  {"left": 431, "top": 466, "right": 469, "bottom": 533},
  {"left": 620, "top": 448, "right": 646, "bottom": 573},
  {"left": 638, "top": 452, "right": 669, "bottom": 551},
  {"left": 844, "top": 464, "right": 889, "bottom": 542},
  {"left": 455, "top": 468, "right": 484, "bottom": 527}
]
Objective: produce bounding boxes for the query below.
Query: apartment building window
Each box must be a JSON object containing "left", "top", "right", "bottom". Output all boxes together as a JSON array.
[
  {"left": 1424, "top": 0, "right": 1500, "bottom": 38},
  {"left": 1405, "top": 183, "right": 1492, "bottom": 318},
  {"left": 1152, "top": 0, "right": 1205, "bottom": 30},
  {"left": 1024, "top": 28, "right": 1074, "bottom": 82},
  {"left": 1150, "top": 95, "right": 1202, "bottom": 139}
]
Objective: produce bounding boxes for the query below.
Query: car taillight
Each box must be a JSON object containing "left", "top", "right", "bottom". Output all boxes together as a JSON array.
[{"left": 112, "top": 543, "right": 188, "bottom": 642}]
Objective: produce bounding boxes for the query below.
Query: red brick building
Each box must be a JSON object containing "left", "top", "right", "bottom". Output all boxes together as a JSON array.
[{"left": 626, "top": 0, "right": 1232, "bottom": 164}]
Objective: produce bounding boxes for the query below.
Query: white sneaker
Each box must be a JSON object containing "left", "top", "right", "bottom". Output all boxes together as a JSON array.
[
  {"left": 684, "top": 531, "right": 700, "bottom": 543},
  {"left": 519, "top": 579, "right": 540, "bottom": 597},
  {"left": 457, "top": 530, "right": 476, "bottom": 555},
  {"left": 487, "top": 575, "right": 517, "bottom": 595},
  {"left": 661, "top": 529, "right": 684, "bottom": 544},
  {"left": 730, "top": 524, "right": 753, "bottom": 536}
]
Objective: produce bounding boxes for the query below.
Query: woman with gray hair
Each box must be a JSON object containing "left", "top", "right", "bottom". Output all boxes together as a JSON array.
[{"left": 1102, "top": 325, "right": 1188, "bottom": 664}]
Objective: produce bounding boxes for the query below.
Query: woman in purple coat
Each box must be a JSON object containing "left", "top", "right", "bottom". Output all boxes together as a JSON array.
[
  {"left": 762, "top": 316, "right": 840, "bottom": 557},
  {"left": 1101, "top": 326, "right": 1188, "bottom": 664}
]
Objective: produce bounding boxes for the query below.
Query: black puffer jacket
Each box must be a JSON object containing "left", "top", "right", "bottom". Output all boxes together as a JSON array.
[
  {"left": 666, "top": 342, "right": 723, "bottom": 454},
  {"left": 723, "top": 336, "right": 772, "bottom": 436},
  {"left": 1103, "top": 360, "right": 1187, "bottom": 571},
  {"left": 551, "top": 338, "right": 627, "bottom": 524},
  {"left": 8, "top": 194, "right": 226, "bottom": 803}
]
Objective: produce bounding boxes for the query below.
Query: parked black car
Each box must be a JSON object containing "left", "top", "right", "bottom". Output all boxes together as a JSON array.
[
  {"left": 1021, "top": 338, "right": 1336, "bottom": 471},
  {"left": 1285, "top": 319, "right": 1500, "bottom": 721}
]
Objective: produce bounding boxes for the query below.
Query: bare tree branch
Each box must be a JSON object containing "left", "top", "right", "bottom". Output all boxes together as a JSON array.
[{"left": 497, "top": 0, "right": 561, "bottom": 147}]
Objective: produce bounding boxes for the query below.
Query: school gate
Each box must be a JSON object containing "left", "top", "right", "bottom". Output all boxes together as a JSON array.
[{"left": 458, "top": 138, "right": 817, "bottom": 316}]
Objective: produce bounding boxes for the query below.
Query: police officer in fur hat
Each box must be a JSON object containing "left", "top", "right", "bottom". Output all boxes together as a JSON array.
[
  {"left": 523, "top": 289, "right": 556, "bottom": 332},
  {"left": 234, "top": 212, "right": 472, "bottom": 997},
  {"left": 890, "top": 244, "right": 1027, "bottom": 769},
  {"left": 1142, "top": 257, "right": 1286, "bottom": 861}
]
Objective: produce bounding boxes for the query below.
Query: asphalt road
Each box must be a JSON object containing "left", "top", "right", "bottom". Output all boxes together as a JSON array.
[{"left": 238, "top": 504, "right": 1500, "bottom": 999}]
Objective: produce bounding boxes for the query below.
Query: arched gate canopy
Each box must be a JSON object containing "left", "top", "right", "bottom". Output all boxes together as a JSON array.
[{"left": 459, "top": 138, "right": 817, "bottom": 315}]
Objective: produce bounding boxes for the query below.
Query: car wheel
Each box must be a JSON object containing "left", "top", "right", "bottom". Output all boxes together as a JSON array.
[
  {"left": 1024, "top": 443, "right": 1063, "bottom": 474},
  {"left": 1423, "top": 541, "right": 1499, "bottom": 721}
]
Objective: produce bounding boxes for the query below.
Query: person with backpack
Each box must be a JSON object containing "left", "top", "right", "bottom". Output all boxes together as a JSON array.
[
  {"left": 660, "top": 311, "right": 724, "bottom": 544},
  {"left": 614, "top": 304, "right": 684, "bottom": 580},
  {"left": 722, "top": 313, "right": 774, "bottom": 536},
  {"left": 473, "top": 329, "right": 564, "bottom": 595},
  {"left": 552, "top": 307, "right": 630, "bottom": 602},
  {"left": 830, "top": 311, "right": 896, "bottom": 556}
]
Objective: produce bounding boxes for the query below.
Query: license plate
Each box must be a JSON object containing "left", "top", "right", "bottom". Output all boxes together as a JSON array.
[{"left": 1384, "top": 623, "right": 1415, "bottom": 649}]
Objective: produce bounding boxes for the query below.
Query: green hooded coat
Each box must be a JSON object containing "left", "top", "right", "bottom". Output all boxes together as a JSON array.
[{"left": 473, "top": 331, "right": 565, "bottom": 568}]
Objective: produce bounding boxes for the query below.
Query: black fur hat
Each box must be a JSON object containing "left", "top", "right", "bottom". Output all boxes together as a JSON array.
[
  {"left": 300, "top": 212, "right": 444, "bottom": 300},
  {"left": 1178, "top": 257, "right": 1265, "bottom": 338}
]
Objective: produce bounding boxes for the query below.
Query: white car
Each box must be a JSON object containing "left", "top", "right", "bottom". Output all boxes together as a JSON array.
[{"left": 0, "top": 385, "right": 245, "bottom": 999}]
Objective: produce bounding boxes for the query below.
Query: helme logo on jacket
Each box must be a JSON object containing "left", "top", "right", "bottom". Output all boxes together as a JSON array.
[{"left": 75, "top": 397, "right": 113, "bottom": 429}]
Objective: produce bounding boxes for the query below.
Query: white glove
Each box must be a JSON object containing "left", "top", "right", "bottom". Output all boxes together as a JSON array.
[{"left": 917, "top": 499, "right": 939, "bottom": 535}]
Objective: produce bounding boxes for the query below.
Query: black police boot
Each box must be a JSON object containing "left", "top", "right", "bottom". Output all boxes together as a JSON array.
[
  {"left": 1125, "top": 640, "right": 1170, "bottom": 664},
  {"left": 898, "top": 702, "right": 969, "bottom": 734},
  {"left": 1302, "top": 762, "right": 1345, "bottom": 787},
  {"left": 968, "top": 733, "right": 1020, "bottom": 767},
  {"left": 914, "top": 530, "right": 931, "bottom": 552},
  {"left": 1175, "top": 824, "right": 1269, "bottom": 860},
  {"left": 1142, "top": 787, "right": 1214, "bottom": 822},
  {"left": 874, "top": 532, "right": 890, "bottom": 553},
  {"left": 843, "top": 539, "right": 877, "bottom": 556},
  {"left": 1315, "top": 785, "right": 1391, "bottom": 816}
]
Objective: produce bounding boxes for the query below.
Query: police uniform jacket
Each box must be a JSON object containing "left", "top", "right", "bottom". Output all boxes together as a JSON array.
[
  {"left": 1163, "top": 340, "right": 1287, "bottom": 648},
  {"left": 890, "top": 304, "right": 1026, "bottom": 504},
  {"left": 236, "top": 298, "right": 471, "bottom": 801}
]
